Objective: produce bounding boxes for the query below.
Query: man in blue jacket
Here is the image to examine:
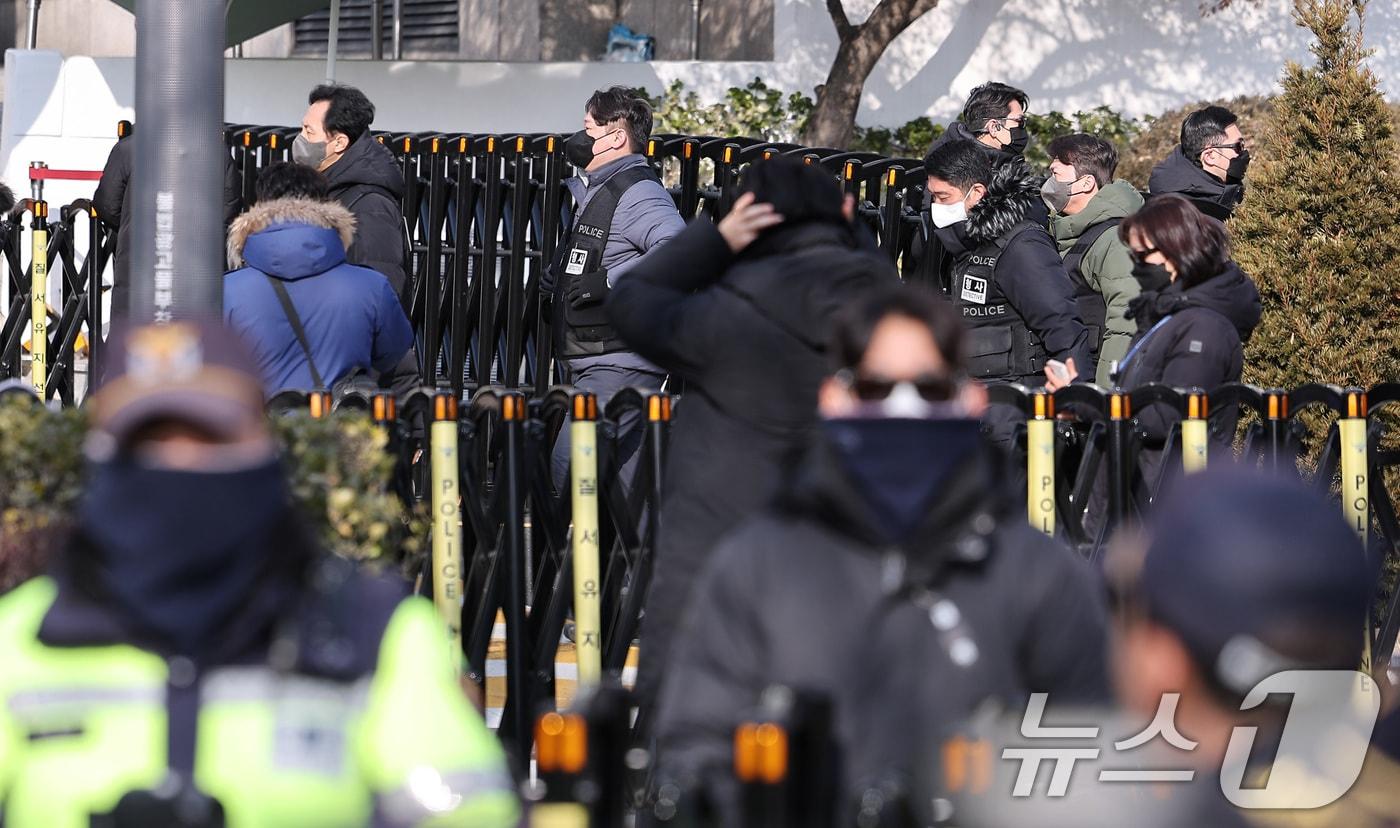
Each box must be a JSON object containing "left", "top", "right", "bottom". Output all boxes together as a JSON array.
[{"left": 224, "top": 163, "right": 412, "bottom": 395}]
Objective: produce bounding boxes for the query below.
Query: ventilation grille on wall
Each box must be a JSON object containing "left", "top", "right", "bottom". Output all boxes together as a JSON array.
[{"left": 294, "top": 0, "right": 459, "bottom": 57}]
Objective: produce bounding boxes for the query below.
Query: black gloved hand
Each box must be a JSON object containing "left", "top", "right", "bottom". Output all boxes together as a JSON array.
[{"left": 568, "top": 270, "right": 610, "bottom": 308}]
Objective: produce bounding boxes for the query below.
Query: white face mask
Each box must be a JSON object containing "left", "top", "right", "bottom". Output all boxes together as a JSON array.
[{"left": 927, "top": 195, "right": 970, "bottom": 229}]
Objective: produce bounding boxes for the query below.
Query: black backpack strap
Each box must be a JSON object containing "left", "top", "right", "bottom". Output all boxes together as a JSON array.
[
  {"left": 1062, "top": 218, "right": 1123, "bottom": 287},
  {"left": 265, "top": 275, "right": 326, "bottom": 390}
]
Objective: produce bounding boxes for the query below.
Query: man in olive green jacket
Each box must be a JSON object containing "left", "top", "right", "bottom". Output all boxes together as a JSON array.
[{"left": 1043, "top": 134, "right": 1144, "bottom": 386}]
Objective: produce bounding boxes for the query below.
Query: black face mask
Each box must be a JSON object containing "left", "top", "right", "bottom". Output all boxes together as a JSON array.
[
  {"left": 78, "top": 456, "right": 290, "bottom": 654},
  {"left": 1132, "top": 260, "right": 1173, "bottom": 293},
  {"left": 823, "top": 417, "right": 983, "bottom": 545},
  {"left": 1004, "top": 125, "right": 1030, "bottom": 156},
  {"left": 1225, "top": 148, "right": 1251, "bottom": 184},
  {"left": 564, "top": 129, "right": 606, "bottom": 168}
]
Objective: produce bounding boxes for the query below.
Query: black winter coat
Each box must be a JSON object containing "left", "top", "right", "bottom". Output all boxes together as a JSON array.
[
  {"left": 1088, "top": 262, "right": 1262, "bottom": 516},
  {"left": 1119, "top": 262, "right": 1261, "bottom": 441},
  {"left": 938, "top": 157, "right": 1091, "bottom": 384},
  {"left": 654, "top": 436, "right": 1110, "bottom": 818},
  {"left": 1147, "top": 146, "right": 1244, "bottom": 221},
  {"left": 93, "top": 135, "right": 243, "bottom": 318},
  {"left": 914, "top": 122, "right": 1051, "bottom": 293},
  {"left": 322, "top": 133, "right": 408, "bottom": 297},
  {"left": 605, "top": 218, "right": 898, "bottom": 703}
]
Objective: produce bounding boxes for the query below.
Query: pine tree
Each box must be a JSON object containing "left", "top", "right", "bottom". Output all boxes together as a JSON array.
[{"left": 1233, "top": 0, "right": 1400, "bottom": 391}]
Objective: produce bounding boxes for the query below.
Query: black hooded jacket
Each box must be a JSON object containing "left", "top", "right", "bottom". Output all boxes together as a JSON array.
[
  {"left": 606, "top": 217, "right": 898, "bottom": 704},
  {"left": 1147, "top": 146, "right": 1244, "bottom": 221},
  {"left": 322, "top": 133, "right": 408, "bottom": 297},
  {"left": 937, "top": 157, "right": 1091, "bottom": 383},
  {"left": 653, "top": 434, "right": 1110, "bottom": 818},
  {"left": 1119, "top": 262, "right": 1261, "bottom": 440},
  {"left": 93, "top": 135, "right": 243, "bottom": 318}
]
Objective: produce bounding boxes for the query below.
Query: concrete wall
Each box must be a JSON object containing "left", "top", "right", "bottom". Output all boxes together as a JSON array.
[{"left": 8, "top": 0, "right": 772, "bottom": 63}]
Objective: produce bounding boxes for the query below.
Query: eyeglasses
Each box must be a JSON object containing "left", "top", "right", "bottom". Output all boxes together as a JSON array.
[
  {"left": 1128, "top": 246, "right": 1162, "bottom": 264},
  {"left": 842, "top": 371, "right": 962, "bottom": 403}
]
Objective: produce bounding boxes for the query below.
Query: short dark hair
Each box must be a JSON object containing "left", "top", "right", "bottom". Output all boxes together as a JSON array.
[
  {"left": 737, "top": 156, "right": 845, "bottom": 227},
  {"left": 585, "top": 87, "right": 653, "bottom": 154},
  {"left": 1180, "top": 106, "right": 1238, "bottom": 166},
  {"left": 256, "top": 162, "right": 329, "bottom": 203},
  {"left": 1120, "top": 194, "right": 1232, "bottom": 289},
  {"left": 308, "top": 84, "right": 376, "bottom": 142},
  {"left": 960, "top": 82, "right": 1030, "bottom": 131},
  {"left": 1046, "top": 133, "right": 1119, "bottom": 188},
  {"left": 830, "top": 284, "right": 966, "bottom": 374},
  {"left": 923, "top": 139, "right": 993, "bottom": 191}
]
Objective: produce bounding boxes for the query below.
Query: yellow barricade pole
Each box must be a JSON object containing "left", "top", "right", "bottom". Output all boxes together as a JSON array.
[
  {"left": 1026, "top": 390, "right": 1055, "bottom": 537},
  {"left": 1340, "top": 390, "right": 1369, "bottom": 547},
  {"left": 430, "top": 391, "right": 465, "bottom": 675},
  {"left": 1182, "top": 392, "right": 1209, "bottom": 474},
  {"left": 570, "top": 392, "right": 603, "bottom": 688},
  {"left": 1339, "top": 389, "right": 1372, "bottom": 675},
  {"left": 29, "top": 200, "right": 48, "bottom": 397}
]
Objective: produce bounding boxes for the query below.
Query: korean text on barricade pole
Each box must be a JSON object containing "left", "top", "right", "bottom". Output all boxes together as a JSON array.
[{"left": 570, "top": 392, "right": 603, "bottom": 687}]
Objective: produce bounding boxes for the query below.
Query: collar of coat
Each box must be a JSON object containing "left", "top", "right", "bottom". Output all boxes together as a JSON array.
[
  {"left": 962, "top": 157, "right": 1043, "bottom": 247},
  {"left": 776, "top": 433, "right": 1008, "bottom": 585},
  {"left": 227, "top": 197, "right": 357, "bottom": 269}
]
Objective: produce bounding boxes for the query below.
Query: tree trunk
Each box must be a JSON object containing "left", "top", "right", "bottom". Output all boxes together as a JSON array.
[
  {"left": 800, "top": 0, "right": 942, "bottom": 149},
  {"left": 802, "top": 38, "right": 885, "bottom": 149}
]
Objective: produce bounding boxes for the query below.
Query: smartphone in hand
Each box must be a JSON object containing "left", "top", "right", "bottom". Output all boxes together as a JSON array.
[{"left": 1047, "top": 359, "right": 1070, "bottom": 384}]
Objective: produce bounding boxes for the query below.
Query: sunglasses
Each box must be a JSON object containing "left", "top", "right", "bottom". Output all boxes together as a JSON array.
[
  {"left": 1206, "top": 141, "right": 1246, "bottom": 154},
  {"left": 1128, "top": 246, "right": 1162, "bottom": 264},
  {"left": 843, "top": 371, "right": 962, "bottom": 403}
]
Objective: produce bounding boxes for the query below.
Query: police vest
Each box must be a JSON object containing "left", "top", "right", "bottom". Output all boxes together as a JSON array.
[
  {"left": 552, "top": 166, "right": 659, "bottom": 359},
  {"left": 950, "top": 222, "right": 1051, "bottom": 382},
  {"left": 0, "top": 571, "right": 518, "bottom": 827},
  {"left": 1060, "top": 217, "right": 1122, "bottom": 377}
]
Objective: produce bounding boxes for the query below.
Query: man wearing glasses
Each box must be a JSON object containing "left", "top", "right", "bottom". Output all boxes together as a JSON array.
[
  {"left": 652, "top": 285, "right": 1109, "bottom": 821},
  {"left": 1148, "top": 106, "right": 1252, "bottom": 221}
]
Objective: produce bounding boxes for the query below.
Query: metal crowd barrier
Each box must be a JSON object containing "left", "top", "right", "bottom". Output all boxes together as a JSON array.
[
  {"left": 266, "top": 381, "right": 671, "bottom": 777},
  {"left": 0, "top": 193, "right": 111, "bottom": 403},
  {"left": 220, "top": 122, "right": 935, "bottom": 398},
  {"left": 258, "top": 378, "right": 1400, "bottom": 792}
]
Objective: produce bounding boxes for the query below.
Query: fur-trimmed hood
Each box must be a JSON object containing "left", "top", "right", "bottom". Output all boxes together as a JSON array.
[
  {"left": 963, "top": 157, "right": 1044, "bottom": 247},
  {"left": 227, "top": 197, "right": 357, "bottom": 273}
]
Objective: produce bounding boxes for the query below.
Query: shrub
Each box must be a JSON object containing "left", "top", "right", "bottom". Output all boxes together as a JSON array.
[
  {"left": 1227, "top": 0, "right": 1400, "bottom": 629},
  {"left": 647, "top": 78, "right": 814, "bottom": 144},
  {"left": 0, "top": 395, "right": 86, "bottom": 592},
  {"left": 1024, "top": 106, "right": 1143, "bottom": 172},
  {"left": 0, "top": 400, "right": 425, "bottom": 592}
]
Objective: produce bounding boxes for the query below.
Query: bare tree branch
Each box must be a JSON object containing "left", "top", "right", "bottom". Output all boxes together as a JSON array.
[{"left": 826, "top": 0, "right": 857, "bottom": 41}]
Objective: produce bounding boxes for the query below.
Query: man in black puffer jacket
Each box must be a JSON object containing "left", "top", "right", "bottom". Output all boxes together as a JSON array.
[
  {"left": 606, "top": 158, "right": 899, "bottom": 713},
  {"left": 925, "top": 140, "right": 1088, "bottom": 389},
  {"left": 1148, "top": 106, "right": 1251, "bottom": 222},
  {"left": 296, "top": 85, "right": 408, "bottom": 298},
  {"left": 916, "top": 83, "right": 1048, "bottom": 292},
  {"left": 653, "top": 286, "right": 1108, "bottom": 822}
]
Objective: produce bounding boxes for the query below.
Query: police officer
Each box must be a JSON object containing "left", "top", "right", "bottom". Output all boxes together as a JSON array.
[
  {"left": 545, "top": 86, "right": 686, "bottom": 488},
  {"left": 922, "top": 139, "right": 1088, "bottom": 454},
  {"left": 916, "top": 82, "right": 1047, "bottom": 294},
  {"left": 0, "top": 322, "right": 517, "bottom": 827},
  {"left": 653, "top": 285, "right": 1108, "bottom": 821}
]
